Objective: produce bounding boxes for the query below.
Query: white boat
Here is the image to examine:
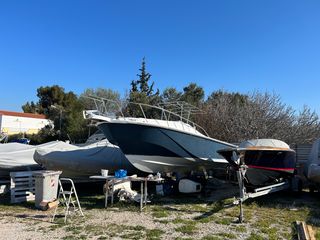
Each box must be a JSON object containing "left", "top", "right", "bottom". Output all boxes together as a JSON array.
[{"left": 83, "top": 96, "right": 236, "bottom": 174}]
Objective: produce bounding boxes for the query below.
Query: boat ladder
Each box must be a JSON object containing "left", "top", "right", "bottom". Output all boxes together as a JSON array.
[{"left": 52, "top": 178, "right": 84, "bottom": 223}]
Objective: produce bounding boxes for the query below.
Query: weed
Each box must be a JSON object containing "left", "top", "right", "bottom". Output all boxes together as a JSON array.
[
  {"left": 246, "top": 232, "right": 264, "bottom": 240},
  {"left": 175, "top": 224, "right": 197, "bottom": 235},
  {"left": 215, "top": 217, "right": 234, "bottom": 225},
  {"left": 65, "top": 225, "right": 83, "bottom": 235},
  {"left": 217, "top": 232, "right": 236, "bottom": 239},
  {"left": 201, "top": 235, "right": 221, "bottom": 240},
  {"left": 97, "top": 236, "right": 108, "bottom": 240},
  {"left": 62, "top": 235, "right": 78, "bottom": 240},
  {"left": 154, "top": 219, "right": 169, "bottom": 224},
  {"left": 129, "top": 225, "right": 145, "bottom": 231},
  {"left": 151, "top": 209, "right": 169, "bottom": 218},
  {"left": 120, "top": 231, "right": 144, "bottom": 240},
  {"left": 233, "top": 225, "right": 246, "bottom": 233},
  {"left": 146, "top": 229, "right": 164, "bottom": 240},
  {"left": 172, "top": 218, "right": 194, "bottom": 225},
  {"left": 175, "top": 237, "right": 194, "bottom": 240}
]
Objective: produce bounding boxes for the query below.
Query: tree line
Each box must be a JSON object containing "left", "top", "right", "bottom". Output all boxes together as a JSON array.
[{"left": 21, "top": 58, "right": 320, "bottom": 145}]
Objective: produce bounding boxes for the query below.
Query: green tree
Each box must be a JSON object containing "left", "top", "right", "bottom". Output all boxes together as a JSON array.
[
  {"left": 79, "top": 88, "right": 121, "bottom": 112},
  {"left": 130, "top": 57, "right": 158, "bottom": 96},
  {"left": 181, "top": 83, "right": 204, "bottom": 106},
  {"left": 22, "top": 101, "right": 39, "bottom": 113},
  {"left": 36, "top": 85, "right": 71, "bottom": 114},
  {"left": 161, "top": 87, "right": 182, "bottom": 103},
  {"left": 127, "top": 58, "right": 160, "bottom": 117},
  {"left": 22, "top": 85, "right": 89, "bottom": 143}
]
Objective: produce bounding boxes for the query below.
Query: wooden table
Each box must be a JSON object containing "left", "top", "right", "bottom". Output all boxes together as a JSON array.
[{"left": 89, "top": 175, "right": 164, "bottom": 211}]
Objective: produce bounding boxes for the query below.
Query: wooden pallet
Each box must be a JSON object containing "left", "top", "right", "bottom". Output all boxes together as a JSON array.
[
  {"left": 296, "top": 221, "right": 316, "bottom": 240},
  {"left": 10, "top": 171, "right": 36, "bottom": 203}
]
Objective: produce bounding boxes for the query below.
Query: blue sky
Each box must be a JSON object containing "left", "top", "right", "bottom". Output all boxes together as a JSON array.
[{"left": 0, "top": 1, "right": 319, "bottom": 113}]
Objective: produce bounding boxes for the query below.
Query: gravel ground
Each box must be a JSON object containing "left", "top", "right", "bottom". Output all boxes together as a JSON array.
[
  {"left": 0, "top": 204, "right": 249, "bottom": 240},
  {"left": 0, "top": 181, "right": 318, "bottom": 240}
]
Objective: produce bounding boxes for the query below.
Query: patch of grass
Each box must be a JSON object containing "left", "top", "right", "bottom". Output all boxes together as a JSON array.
[
  {"left": 233, "top": 225, "right": 246, "bottom": 233},
  {"left": 175, "top": 224, "right": 197, "bottom": 235},
  {"left": 253, "top": 219, "right": 272, "bottom": 229},
  {"left": 151, "top": 209, "right": 169, "bottom": 218},
  {"left": 280, "top": 231, "right": 292, "bottom": 240},
  {"left": 146, "top": 229, "right": 164, "bottom": 240},
  {"left": 175, "top": 237, "right": 194, "bottom": 240},
  {"left": 215, "top": 217, "right": 234, "bottom": 225},
  {"left": 154, "top": 219, "right": 169, "bottom": 224},
  {"left": 129, "top": 225, "right": 146, "bottom": 231},
  {"left": 120, "top": 231, "right": 144, "bottom": 240},
  {"left": 97, "top": 236, "right": 108, "bottom": 240},
  {"left": 185, "top": 204, "right": 209, "bottom": 213},
  {"left": 201, "top": 235, "right": 221, "bottom": 240},
  {"left": 172, "top": 218, "right": 194, "bottom": 225},
  {"left": 217, "top": 232, "right": 236, "bottom": 239},
  {"left": 62, "top": 235, "right": 78, "bottom": 240},
  {"left": 48, "top": 221, "right": 65, "bottom": 231},
  {"left": 195, "top": 215, "right": 216, "bottom": 223},
  {"left": 193, "top": 201, "right": 225, "bottom": 223},
  {"left": 78, "top": 235, "right": 87, "bottom": 240},
  {"left": 260, "top": 227, "right": 278, "bottom": 240},
  {"left": 65, "top": 225, "right": 83, "bottom": 235},
  {"left": 246, "top": 233, "right": 264, "bottom": 240},
  {"left": 84, "top": 224, "right": 105, "bottom": 236}
]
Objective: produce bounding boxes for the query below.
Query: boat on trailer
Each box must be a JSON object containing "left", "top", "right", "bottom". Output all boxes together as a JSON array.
[
  {"left": 83, "top": 96, "right": 236, "bottom": 174},
  {"left": 218, "top": 139, "right": 296, "bottom": 186}
]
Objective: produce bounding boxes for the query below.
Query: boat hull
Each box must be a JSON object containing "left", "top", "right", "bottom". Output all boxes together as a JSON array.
[{"left": 97, "top": 122, "right": 234, "bottom": 174}]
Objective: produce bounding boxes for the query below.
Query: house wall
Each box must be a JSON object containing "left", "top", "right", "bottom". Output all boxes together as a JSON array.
[{"left": 0, "top": 115, "right": 51, "bottom": 135}]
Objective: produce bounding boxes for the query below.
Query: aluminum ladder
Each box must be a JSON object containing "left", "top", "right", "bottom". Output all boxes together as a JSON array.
[{"left": 52, "top": 178, "right": 84, "bottom": 223}]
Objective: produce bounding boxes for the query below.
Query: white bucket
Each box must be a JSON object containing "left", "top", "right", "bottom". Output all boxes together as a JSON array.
[{"left": 101, "top": 169, "right": 109, "bottom": 177}]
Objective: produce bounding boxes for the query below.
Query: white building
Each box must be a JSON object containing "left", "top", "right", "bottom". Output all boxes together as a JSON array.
[{"left": 0, "top": 110, "right": 52, "bottom": 135}]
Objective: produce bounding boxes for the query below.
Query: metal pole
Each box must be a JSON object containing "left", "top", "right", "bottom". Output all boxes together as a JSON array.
[
  {"left": 140, "top": 181, "right": 143, "bottom": 211},
  {"left": 105, "top": 180, "right": 109, "bottom": 208},
  {"left": 144, "top": 179, "right": 147, "bottom": 206},
  {"left": 59, "top": 109, "right": 62, "bottom": 140},
  {"left": 237, "top": 165, "right": 247, "bottom": 223}
]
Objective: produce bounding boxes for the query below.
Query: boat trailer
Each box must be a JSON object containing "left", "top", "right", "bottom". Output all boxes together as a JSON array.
[{"left": 234, "top": 162, "right": 291, "bottom": 223}]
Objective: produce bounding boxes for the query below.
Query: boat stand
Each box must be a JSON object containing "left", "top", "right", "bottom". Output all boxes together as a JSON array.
[{"left": 235, "top": 163, "right": 290, "bottom": 223}]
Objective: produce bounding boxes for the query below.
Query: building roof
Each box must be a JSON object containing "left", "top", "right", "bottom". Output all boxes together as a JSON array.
[{"left": 0, "top": 110, "right": 47, "bottom": 119}]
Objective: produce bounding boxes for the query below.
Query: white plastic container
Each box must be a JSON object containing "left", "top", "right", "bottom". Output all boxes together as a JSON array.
[
  {"left": 101, "top": 169, "right": 109, "bottom": 177},
  {"left": 178, "top": 179, "right": 202, "bottom": 193},
  {"left": 33, "top": 170, "right": 62, "bottom": 209}
]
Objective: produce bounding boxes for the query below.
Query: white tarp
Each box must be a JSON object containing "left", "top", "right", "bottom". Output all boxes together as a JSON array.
[
  {"left": 239, "top": 139, "right": 290, "bottom": 149},
  {"left": 305, "top": 139, "right": 320, "bottom": 183},
  {"left": 0, "top": 141, "right": 64, "bottom": 178}
]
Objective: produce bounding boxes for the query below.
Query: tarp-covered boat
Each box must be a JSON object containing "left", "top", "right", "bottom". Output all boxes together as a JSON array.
[
  {"left": 34, "top": 140, "right": 138, "bottom": 179},
  {"left": 0, "top": 141, "right": 65, "bottom": 178}
]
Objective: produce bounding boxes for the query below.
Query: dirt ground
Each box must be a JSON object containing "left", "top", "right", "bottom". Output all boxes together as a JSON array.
[{"left": 1, "top": 180, "right": 320, "bottom": 240}]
